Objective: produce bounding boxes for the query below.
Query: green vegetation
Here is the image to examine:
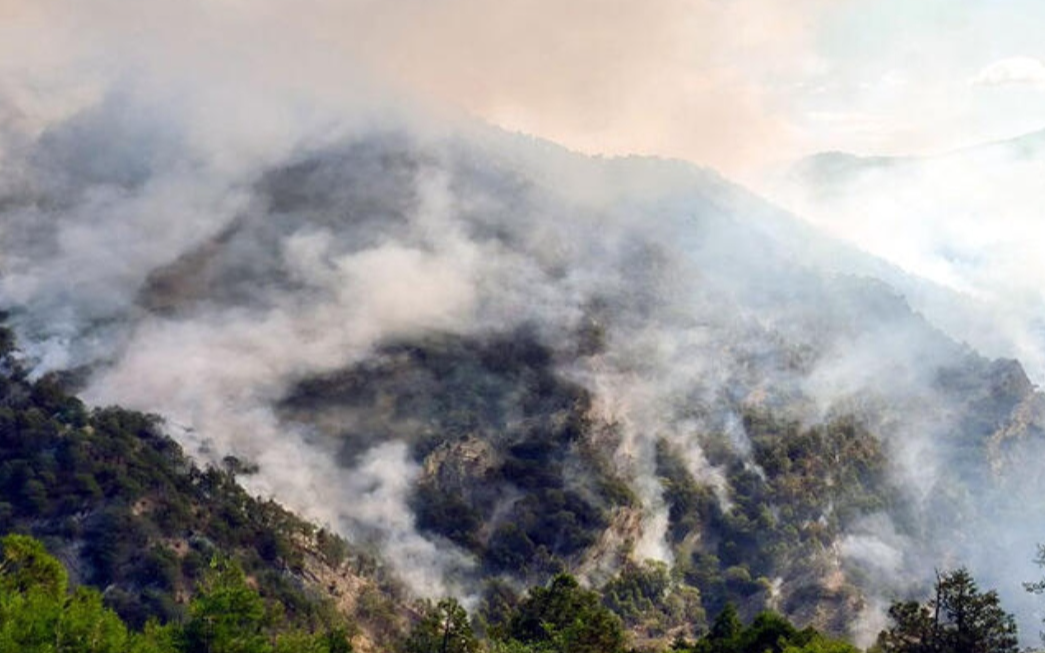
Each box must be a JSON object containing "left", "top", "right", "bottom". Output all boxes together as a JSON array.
[
  {"left": 0, "top": 528, "right": 1029, "bottom": 653},
  {"left": 655, "top": 409, "right": 896, "bottom": 620},
  {"left": 600, "top": 559, "right": 704, "bottom": 643},
  {"left": 404, "top": 598, "right": 479, "bottom": 653},
  {"left": 281, "top": 331, "right": 631, "bottom": 578},
  {"left": 501, "top": 573, "right": 627, "bottom": 653},
  {"left": 406, "top": 576, "right": 858, "bottom": 653},
  {"left": 0, "top": 323, "right": 1037, "bottom": 653},
  {"left": 0, "top": 533, "right": 352, "bottom": 652},
  {"left": 2, "top": 543, "right": 854, "bottom": 653},
  {"left": 680, "top": 603, "right": 859, "bottom": 653},
  {"left": 0, "top": 325, "right": 397, "bottom": 645},
  {"left": 875, "top": 568, "right": 1017, "bottom": 653}
]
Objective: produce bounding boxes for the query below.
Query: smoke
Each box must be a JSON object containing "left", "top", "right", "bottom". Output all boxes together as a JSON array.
[
  {"left": 2, "top": 1, "right": 1045, "bottom": 644},
  {"left": 767, "top": 136, "right": 1045, "bottom": 383},
  {"left": 766, "top": 135, "right": 1045, "bottom": 642}
]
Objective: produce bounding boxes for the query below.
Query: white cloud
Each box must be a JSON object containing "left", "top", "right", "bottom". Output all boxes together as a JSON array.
[{"left": 971, "top": 56, "right": 1045, "bottom": 87}]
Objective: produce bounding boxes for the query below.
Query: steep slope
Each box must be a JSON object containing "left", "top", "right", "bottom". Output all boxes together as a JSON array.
[
  {"left": 3, "top": 103, "right": 1045, "bottom": 644},
  {"left": 0, "top": 325, "right": 409, "bottom": 650}
]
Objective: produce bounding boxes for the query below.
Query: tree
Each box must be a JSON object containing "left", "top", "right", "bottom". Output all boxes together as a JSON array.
[
  {"left": 0, "top": 534, "right": 136, "bottom": 653},
  {"left": 691, "top": 606, "right": 855, "bottom": 653},
  {"left": 0, "top": 533, "right": 68, "bottom": 599},
  {"left": 505, "top": 573, "right": 626, "bottom": 653},
  {"left": 404, "top": 597, "right": 478, "bottom": 653},
  {"left": 708, "top": 602, "right": 742, "bottom": 642},
  {"left": 877, "top": 568, "right": 1017, "bottom": 653},
  {"left": 875, "top": 601, "right": 932, "bottom": 653},
  {"left": 55, "top": 587, "right": 132, "bottom": 653},
  {"left": 782, "top": 632, "right": 859, "bottom": 653},
  {"left": 739, "top": 611, "right": 798, "bottom": 653},
  {"left": 1025, "top": 543, "right": 1045, "bottom": 648},
  {"left": 180, "top": 558, "right": 271, "bottom": 653}
]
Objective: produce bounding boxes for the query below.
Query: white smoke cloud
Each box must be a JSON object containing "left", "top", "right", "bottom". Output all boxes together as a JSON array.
[
  {"left": 768, "top": 138, "right": 1045, "bottom": 384},
  {"left": 971, "top": 57, "right": 1045, "bottom": 87}
]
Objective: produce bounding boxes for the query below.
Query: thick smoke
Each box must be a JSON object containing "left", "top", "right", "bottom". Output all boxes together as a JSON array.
[
  {"left": 767, "top": 137, "right": 1045, "bottom": 641},
  {"left": 3, "top": 3, "right": 1045, "bottom": 645},
  {"left": 768, "top": 137, "right": 1045, "bottom": 382}
]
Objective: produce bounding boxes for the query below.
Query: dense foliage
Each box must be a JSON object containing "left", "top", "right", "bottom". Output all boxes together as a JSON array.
[
  {"left": 0, "top": 533, "right": 351, "bottom": 652},
  {"left": 0, "top": 325, "right": 387, "bottom": 636},
  {"left": 406, "top": 575, "right": 857, "bottom": 653},
  {"left": 874, "top": 568, "right": 1017, "bottom": 653},
  {"left": 682, "top": 603, "right": 859, "bottom": 653},
  {"left": 501, "top": 573, "right": 627, "bottom": 653},
  {"left": 1, "top": 539, "right": 1022, "bottom": 653},
  {"left": 654, "top": 409, "right": 895, "bottom": 624},
  {"left": 280, "top": 331, "right": 631, "bottom": 578},
  {"left": 0, "top": 322, "right": 1036, "bottom": 653},
  {"left": 404, "top": 598, "right": 479, "bottom": 653}
]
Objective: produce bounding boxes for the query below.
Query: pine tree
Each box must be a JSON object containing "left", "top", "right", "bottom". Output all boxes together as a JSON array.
[
  {"left": 877, "top": 568, "right": 1017, "bottom": 653},
  {"left": 404, "top": 598, "right": 478, "bottom": 653}
]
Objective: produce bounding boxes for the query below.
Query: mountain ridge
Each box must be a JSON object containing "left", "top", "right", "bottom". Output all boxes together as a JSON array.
[{"left": 3, "top": 106, "right": 1045, "bottom": 644}]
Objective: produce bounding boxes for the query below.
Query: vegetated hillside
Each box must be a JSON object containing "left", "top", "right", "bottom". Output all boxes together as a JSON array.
[
  {"left": 6, "top": 111, "right": 1045, "bottom": 645},
  {"left": 275, "top": 327, "right": 902, "bottom": 636},
  {"left": 0, "top": 319, "right": 879, "bottom": 653},
  {"left": 0, "top": 323, "right": 408, "bottom": 650}
]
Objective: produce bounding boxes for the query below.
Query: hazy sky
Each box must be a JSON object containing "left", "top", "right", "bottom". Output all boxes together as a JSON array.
[{"left": 4, "top": 0, "right": 1045, "bottom": 180}]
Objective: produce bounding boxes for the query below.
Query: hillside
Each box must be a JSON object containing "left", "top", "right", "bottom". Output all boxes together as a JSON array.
[
  {"left": 0, "top": 323, "right": 409, "bottom": 650},
  {"left": 0, "top": 319, "right": 877, "bottom": 653},
  {"left": 5, "top": 107, "right": 1045, "bottom": 647}
]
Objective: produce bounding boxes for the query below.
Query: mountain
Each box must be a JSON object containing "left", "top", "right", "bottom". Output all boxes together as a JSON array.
[
  {"left": 776, "top": 126, "right": 1045, "bottom": 386},
  {"left": 790, "top": 127, "right": 1045, "bottom": 187},
  {"left": 2, "top": 97, "right": 1045, "bottom": 647}
]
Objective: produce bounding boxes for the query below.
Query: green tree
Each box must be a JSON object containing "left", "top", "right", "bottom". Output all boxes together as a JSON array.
[
  {"left": 0, "top": 533, "right": 68, "bottom": 598},
  {"left": 708, "top": 602, "right": 742, "bottom": 642},
  {"left": 693, "top": 602, "right": 743, "bottom": 653},
  {"left": 55, "top": 587, "right": 132, "bottom": 653},
  {"left": 601, "top": 560, "right": 671, "bottom": 620},
  {"left": 739, "top": 611, "right": 797, "bottom": 653},
  {"left": 0, "top": 534, "right": 142, "bottom": 653},
  {"left": 877, "top": 568, "right": 1017, "bottom": 653},
  {"left": 404, "top": 597, "right": 478, "bottom": 653},
  {"left": 875, "top": 601, "right": 932, "bottom": 653},
  {"left": 180, "top": 558, "right": 271, "bottom": 653},
  {"left": 273, "top": 627, "right": 353, "bottom": 653},
  {"left": 506, "top": 573, "right": 626, "bottom": 653},
  {"left": 782, "top": 632, "right": 859, "bottom": 653},
  {"left": 0, "top": 534, "right": 354, "bottom": 653},
  {"left": 691, "top": 606, "right": 855, "bottom": 653}
]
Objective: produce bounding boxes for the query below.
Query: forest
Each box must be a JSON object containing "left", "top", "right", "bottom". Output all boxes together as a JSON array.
[
  {"left": 0, "top": 535, "right": 1024, "bottom": 653},
  {"left": 0, "top": 321, "right": 1037, "bottom": 653}
]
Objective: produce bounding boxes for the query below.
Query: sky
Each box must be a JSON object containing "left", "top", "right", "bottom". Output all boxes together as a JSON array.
[{"left": 5, "top": 0, "right": 1045, "bottom": 181}]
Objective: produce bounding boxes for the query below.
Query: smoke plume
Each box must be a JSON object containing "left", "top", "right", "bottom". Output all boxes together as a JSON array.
[{"left": 3, "top": 2, "right": 1045, "bottom": 645}]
